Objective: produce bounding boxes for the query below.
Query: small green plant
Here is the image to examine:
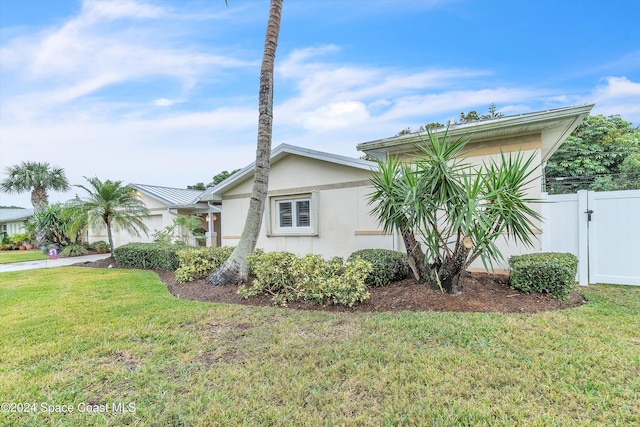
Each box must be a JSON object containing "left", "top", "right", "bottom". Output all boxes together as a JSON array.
[
  {"left": 9, "top": 232, "right": 29, "bottom": 247},
  {"left": 88, "top": 240, "right": 111, "bottom": 254},
  {"left": 321, "top": 258, "right": 372, "bottom": 306},
  {"left": 509, "top": 252, "right": 578, "bottom": 300},
  {"left": 175, "top": 246, "right": 235, "bottom": 283},
  {"left": 113, "top": 242, "right": 180, "bottom": 271},
  {"left": 241, "top": 252, "right": 299, "bottom": 304},
  {"left": 60, "top": 244, "right": 89, "bottom": 257},
  {"left": 348, "top": 249, "right": 409, "bottom": 287},
  {"left": 240, "top": 252, "right": 372, "bottom": 307}
]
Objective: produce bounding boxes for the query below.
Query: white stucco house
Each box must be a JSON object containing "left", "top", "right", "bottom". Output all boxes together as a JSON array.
[
  {"left": 87, "top": 184, "right": 221, "bottom": 247},
  {"left": 94, "top": 104, "right": 593, "bottom": 272},
  {"left": 0, "top": 208, "right": 34, "bottom": 238},
  {"left": 199, "top": 144, "right": 389, "bottom": 257},
  {"left": 199, "top": 104, "right": 593, "bottom": 270}
]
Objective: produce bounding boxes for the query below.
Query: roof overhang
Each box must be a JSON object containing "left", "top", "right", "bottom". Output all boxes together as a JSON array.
[
  {"left": 199, "top": 143, "right": 376, "bottom": 201},
  {"left": 356, "top": 104, "right": 594, "bottom": 163}
]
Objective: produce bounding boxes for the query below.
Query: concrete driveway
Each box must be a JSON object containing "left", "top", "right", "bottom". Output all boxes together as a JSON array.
[{"left": 0, "top": 254, "right": 111, "bottom": 273}]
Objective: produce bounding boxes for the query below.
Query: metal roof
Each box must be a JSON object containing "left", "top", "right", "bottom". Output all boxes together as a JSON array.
[
  {"left": 0, "top": 208, "right": 34, "bottom": 223},
  {"left": 129, "top": 184, "right": 206, "bottom": 207}
]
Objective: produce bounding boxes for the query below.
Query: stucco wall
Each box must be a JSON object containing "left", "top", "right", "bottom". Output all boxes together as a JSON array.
[
  {"left": 86, "top": 192, "right": 178, "bottom": 247},
  {"left": 221, "top": 155, "right": 394, "bottom": 258},
  {"left": 221, "top": 144, "right": 545, "bottom": 271}
]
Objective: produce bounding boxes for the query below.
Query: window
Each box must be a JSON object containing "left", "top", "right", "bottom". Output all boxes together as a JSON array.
[
  {"left": 267, "top": 192, "right": 318, "bottom": 236},
  {"left": 277, "top": 198, "right": 311, "bottom": 229}
]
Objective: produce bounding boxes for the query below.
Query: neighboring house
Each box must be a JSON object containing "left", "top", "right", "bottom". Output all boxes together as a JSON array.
[
  {"left": 202, "top": 104, "right": 593, "bottom": 270},
  {"left": 0, "top": 208, "right": 34, "bottom": 237},
  {"left": 87, "top": 184, "right": 221, "bottom": 247}
]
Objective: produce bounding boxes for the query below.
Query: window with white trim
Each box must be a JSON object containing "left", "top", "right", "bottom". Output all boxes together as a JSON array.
[
  {"left": 267, "top": 192, "right": 319, "bottom": 236},
  {"left": 277, "top": 198, "right": 311, "bottom": 229}
]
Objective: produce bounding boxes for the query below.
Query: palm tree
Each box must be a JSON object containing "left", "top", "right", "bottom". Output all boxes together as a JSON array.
[
  {"left": 0, "top": 161, "right": 70, "bottom": 244},
  {"left": 208, "top": 0, "right": 283, "bottom": 285},
  {"left": 75, "top": 177, "right": 149, "bottom": 253}
]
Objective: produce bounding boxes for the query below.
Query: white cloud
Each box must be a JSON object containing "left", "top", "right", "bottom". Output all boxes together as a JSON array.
[
  {"left": 152, "top": 98, "right": 179, "bottom": 107},
  {"left": 300, "top": 101, "right": 370, "bottom": 132},
  {"left": 82, "top": 0, "right": 167, "bottom": 20},
  {"left": 0, "top": 0, "right": 255, "bottom": 123},
  {"left": 590, "top": 76, "right": 640, "bottom": 123},
  {"left": 276, "top": 46, "right": 547, "bottom": 132}
]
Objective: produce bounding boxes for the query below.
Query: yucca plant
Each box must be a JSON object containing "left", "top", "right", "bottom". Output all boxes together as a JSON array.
[{"left": 368, "top": 129, "right": 542, "bottom": 294}]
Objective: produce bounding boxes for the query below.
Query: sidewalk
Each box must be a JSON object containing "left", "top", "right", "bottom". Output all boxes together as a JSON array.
[{"left": 0, "top": 254, "right": 112, "bottom": 273}]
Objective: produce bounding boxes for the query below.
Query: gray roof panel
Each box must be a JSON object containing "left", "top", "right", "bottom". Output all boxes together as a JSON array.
[{"left": 130, "top": 184, "right": 205, "bottom": 207}]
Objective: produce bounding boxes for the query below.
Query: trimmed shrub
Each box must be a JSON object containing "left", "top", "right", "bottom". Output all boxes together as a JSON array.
[
  {"left": 88, "top": 241, "right": 111, "bottom": 254},
  {"left": 322, "top": 258, "right": 372, "bottom": 307},
  {"left": 113, "top": 243, "right": 180, "bottom": 271},
  {"left": 347, "top": 249, "right": 409, "bottom": 287},
  {"left": 240, "top": 252, "right": 371, "bottom": 307},
  {"left": 242, "top": 252, "right": 300, "bottom": 305},
  {"left": 60, "top": 244, "right": 89, "bottom": 257},
  {"left": 175, "top": 246, "right": 235, "bottom": 283},
  {"left": 509, "top": 252, "right": 578, "bottom": 300}
]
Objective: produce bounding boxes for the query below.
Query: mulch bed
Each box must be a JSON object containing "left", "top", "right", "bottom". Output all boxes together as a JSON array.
[{"left": 74, "top": 257, "right": 587, "bottom": 314}]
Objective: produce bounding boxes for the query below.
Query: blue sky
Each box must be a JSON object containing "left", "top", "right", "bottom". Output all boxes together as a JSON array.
[{"left": 1, "top": 0, "right": 639, "bottom": 208}]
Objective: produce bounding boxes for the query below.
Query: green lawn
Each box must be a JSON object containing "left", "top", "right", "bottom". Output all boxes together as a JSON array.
[
  {"left": 0, "top": 249, "right": 47, "bottom": 264},
  {"left": 1, "top": 268, "right": 638, "bottom": 426}
]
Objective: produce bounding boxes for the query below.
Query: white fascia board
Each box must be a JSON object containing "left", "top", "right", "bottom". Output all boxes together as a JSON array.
[{"left": 356, "top": 104, "right": 595, "bottom": 157}]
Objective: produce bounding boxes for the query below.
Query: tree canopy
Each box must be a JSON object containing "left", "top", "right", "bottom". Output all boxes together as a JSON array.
[
  {"left": 0, "top": 161, "right": 70, "bottom": 210},
  {"left": 187, "top": 169, "right": 241, "bottom": 190},
  {"left": 75, "top": 177, "right": 149, "bottom": 253},
  {"left": 544, "top": 115, "right": 640, "bottom": 193},
  {"left": 0, "top": 161, "right": 71, "bottom": 244},
  {"left": 396, "top": 103, "right": 504, "bottom": 136}
]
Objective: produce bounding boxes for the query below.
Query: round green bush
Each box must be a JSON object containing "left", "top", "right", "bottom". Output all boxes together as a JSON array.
[
  {"left": 347, "top": 249, "right": 409, "bottom": 287},
  {"left": 60, "top": 244, "right": 89, "bottom": 257},
  {"left": 509, "top": 252, "right": 578, "bottom": 300}
]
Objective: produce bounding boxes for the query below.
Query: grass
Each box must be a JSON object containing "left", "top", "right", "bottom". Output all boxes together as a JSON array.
[
  {"left": 0, "top": 249, "right": 47, "bottom": 264},
  {"left": 1, "top": 267, "right": 638, "bottom": 426}
]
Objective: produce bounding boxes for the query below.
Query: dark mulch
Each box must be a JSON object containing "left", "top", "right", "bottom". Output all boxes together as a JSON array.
[{"left": 75, "top": 257, "right": 587, "bottom": 314}]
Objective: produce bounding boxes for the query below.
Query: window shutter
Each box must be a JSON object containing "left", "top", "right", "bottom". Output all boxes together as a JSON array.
[
  {"left": 296, "top": 200, "right": 310, "bottom": 227},
  {"left": 279, "top": 201, "right": 292, "bottom": 227}
]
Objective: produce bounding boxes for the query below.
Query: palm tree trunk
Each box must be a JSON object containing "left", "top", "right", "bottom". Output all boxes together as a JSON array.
[
  {"left": 105, "top": 220, "right": 115, "bottom": 255},
  {"left": 32, "top": 187, "right": 48, "bottom": 245},
  {"left": 208, "top": 0, "right": 283, "bottom": 286},
  {"left": 432, "top": 246, "right": 470, "bottom": 295},
  {"left": 400, "top": 227, "right": 428, "bottom": 284}
]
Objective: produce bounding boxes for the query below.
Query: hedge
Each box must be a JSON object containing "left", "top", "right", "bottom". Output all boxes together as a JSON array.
[
  {"left": 175, "top": 246, "right": 235, "bottom": 283},
  {"left": 113, "top": 243, "right": 180, "bottom": 271},
  {"left": 347, "top": 249, "right": 409, "bottom": 287},
  {"left": 239, "top": 252, "right": 372, "bottom": 307},
  {"left": 509, "top": 252, "right": 578, "bottom": 300}
]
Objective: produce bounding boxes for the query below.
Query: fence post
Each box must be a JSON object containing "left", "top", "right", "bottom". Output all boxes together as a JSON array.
[{"left": 577, "top": 190, "right": 589, "bottom": 286}]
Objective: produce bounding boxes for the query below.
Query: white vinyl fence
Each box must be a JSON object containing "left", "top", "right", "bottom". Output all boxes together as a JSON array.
[{"left": 542, "top": 189, "right": 640, "bottom": 286}]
